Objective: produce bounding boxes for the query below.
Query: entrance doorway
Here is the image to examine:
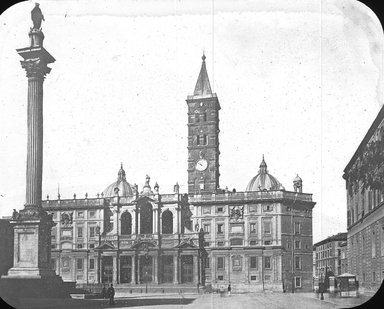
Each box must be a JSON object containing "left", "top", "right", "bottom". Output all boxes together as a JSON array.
[
  {"left": 181, "top": 255, "right": 193, "bottom": 283},
  {"left": 102, "top": 256, "right": 113, "bottom": 283},
  {"left": 162, "top": 256, "right": 174, "bottom": 283},
  {"left": 120, "top": 256, "right": 132, "bottom": 283},
  {"left": 139, "top": 255, "right": 152, "bottom": 284}
]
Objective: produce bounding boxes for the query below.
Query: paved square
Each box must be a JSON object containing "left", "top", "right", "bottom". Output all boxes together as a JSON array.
[{"left": 14, "top": 292, "right": 372, "bottom": 309}]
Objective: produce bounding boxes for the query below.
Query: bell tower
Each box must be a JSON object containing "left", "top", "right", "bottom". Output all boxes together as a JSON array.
[{"left": 186, "top": 54, "right": 220, "bottom": 194}]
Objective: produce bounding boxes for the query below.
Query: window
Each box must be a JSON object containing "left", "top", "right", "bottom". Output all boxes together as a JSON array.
[
  {"left": 218, "top": 275, "right": 224, "bottom": 281},
  {"left": 217, "top": 241, "right": 225, "bottom": 247},
  {"left": 251, "top": 275, "right": 257, "bottom": 281},
  {"left": 250, "top": 240, "right": 257, "bottom": 246},
  {"left": 205, "top": 258, "right": 210, "bottom": 268},
  {"left": 200, "top": 135, "right": 207, "bottom": 145},
  {"left": 217, "top": 224, "right": 224, "bottom": 234},
  {"left": 264, "top": 256, "right": 271, "bottom": 269},
  {"left": 162, "top": 210, "right": 173, "bottom": 234},
  {"left": 77, "top": 211, "right": 84, "bottom": 218},
  {"left": 51, "top": 243, "right": 56, "bottom": 249},
  {"left": 373, "top": 272, "right": 376, "bottom": 282},
  {"left": 264, "top": 240, "right": 271, "bottom": 245},
  {"left": 230, "top": 238, "right": 243, "bottom": 246},
  {"left": 217, "top": 207, "right": 224, "bottom": 213},
  {"left": 89, "top": 258, "right": 95, "bottom": 270},
  {"left": 194, "top": 113, "right": 200, "bottom": 123},
  {"left": 196, "top": 135, "right": 200, "bottom": 145},
  {"left": 263, "top": 204, "right": 272, "bottom": 212},
  {"left": 295, "top": 256, "right": 301, "bottom": 269},
  {"left": 250, "top": 256, "right": 258, "bottom": 269},
  {"left": 250, "top": 223, "right": 257, "bottom": 234},
  {"left": 264, "top": 275, "right": 271, "bottom": 281},
  {"left": 77, "top": 258, "right": 83, "bottom": 270},
  {"left": 230, "top": 225, "right": 243, "bottom": 233},
  {"left": 295, "top": 240, "right": 301, "bottom": 249},
  {"left": 263, "top": 221, "right": 272, "bottom": 235},
  {"left": 89, "top": 226, "right": 96, "bottom": 238},
  {"left": 89, "top": 211, "right": 96, "bottom": 218},
  {"left": 217, "top": 257, "right": 224, "bottom": 269},
  {"left": 203, "top": 224, "right": 210, "bottom": 234},
  {"left": 89, "top": 243, "right": 95, "bottom": 249},
  {"left": 77, "top": 227, "right": 83, "bottom": 238},
  {"left": 295, "top": 277, "right": 302, "bottom": 288},
  {"left": 77, "top": 243, "right": 83, "bottom": 249},
  {"left": 294, "top": 222, "right": 301, "bottom": 234},
  {"left": 121, "top": 211, "right": 132, "bottom": 235},
  {"left": 203, "top": 207, "right": 211, "bottom": 214}
]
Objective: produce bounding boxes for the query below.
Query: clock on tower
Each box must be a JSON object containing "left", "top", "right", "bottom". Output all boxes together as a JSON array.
[{"left": 186, "top": 54, "right": 221, "bottom": 194}]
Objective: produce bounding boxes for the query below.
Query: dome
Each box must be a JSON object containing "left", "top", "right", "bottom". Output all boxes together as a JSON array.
[
  {"left": 246, "top": 156, "right": 282, "bottom": 191},
  {"left": 102, "top": 163, "right": 135, "bottom": 197},
  {"left": 293, "top": 174, "right": 302, "bottom": 182}
]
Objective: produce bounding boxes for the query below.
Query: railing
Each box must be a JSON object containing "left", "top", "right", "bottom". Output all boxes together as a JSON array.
[{"left": 189, "top": 190, "right": 313, "bottom": 203}]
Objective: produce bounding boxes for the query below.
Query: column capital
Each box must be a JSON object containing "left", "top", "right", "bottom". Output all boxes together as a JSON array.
[{"left": 20, "top": 57, "right": 51, "bottom": 79}]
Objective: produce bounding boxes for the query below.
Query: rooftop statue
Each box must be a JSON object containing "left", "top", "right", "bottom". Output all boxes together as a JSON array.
[{"left": 31, "top": 3, "right": 44, "bottom": 30}]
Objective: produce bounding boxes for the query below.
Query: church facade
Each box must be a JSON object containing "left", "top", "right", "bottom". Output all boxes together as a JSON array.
[{"left": 43, "top": 56, "right": 316, "bottom": 292}]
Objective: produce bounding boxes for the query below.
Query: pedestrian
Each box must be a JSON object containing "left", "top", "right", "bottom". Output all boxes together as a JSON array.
[
  {"left": 107, "top": 283, "right": 115, "bottom": 305},
  {"left": 227, "top": 283, "right": 231, "bottom": 296},
  {"left": 197, "top": 282, "right": 200, "bottom": 294},
  {"left": 219, "top": 285, "right": 225, "bottom": 297},
  {"left": 101, "top": 284, "right": 107, "bottom": 299}
]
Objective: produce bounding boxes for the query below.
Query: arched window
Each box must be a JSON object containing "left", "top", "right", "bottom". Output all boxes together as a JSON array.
[
  {"left": 140, "top": 202, "right": 153, "bottom": 234},
  {"left": 196, "top": 135, "right": 200, "bottom": 145},
  {"left": 162, "top": 210, "right": 173, "bottom": 234},
  {"left": 121, "top": 211, "right": 132, "bottom": 235}
]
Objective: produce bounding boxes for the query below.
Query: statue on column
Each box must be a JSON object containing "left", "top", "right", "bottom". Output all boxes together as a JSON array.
[{"left": 31, "top": 3, "right": 45, "bottom": 30}]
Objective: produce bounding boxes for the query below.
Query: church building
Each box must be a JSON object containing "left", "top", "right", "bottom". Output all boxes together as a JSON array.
[{"left": 42, "top": 55, "right": 316, "bottom": 292}]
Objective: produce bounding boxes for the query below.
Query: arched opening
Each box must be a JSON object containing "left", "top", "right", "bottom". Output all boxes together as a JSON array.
[
  {"left": 121, "top": 211, "right": 132, "bottom": 235},
  {"left": 140, "top": 202, "right": 153, "bottom": 234},
  {"left": 162, "top": 210, "right": 173, "bottom": 234}
]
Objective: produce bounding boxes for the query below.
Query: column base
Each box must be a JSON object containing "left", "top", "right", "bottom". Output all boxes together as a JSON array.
[{"left": 3, "top": 267, "right": 58, "bottom": 279}]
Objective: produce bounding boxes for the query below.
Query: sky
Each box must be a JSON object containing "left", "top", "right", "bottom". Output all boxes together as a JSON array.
[{"left": 0, "top": 0, "right": 383, "bottom": 243}]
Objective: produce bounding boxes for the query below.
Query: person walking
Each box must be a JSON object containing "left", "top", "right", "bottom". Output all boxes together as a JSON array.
[
  {"left": 101, "top": 284, "right": 107, "bottom": 299},
  {"left": 227, "top": 283, "right": 231, "bottom": 296},
  {"left": 107, "top": 284, "right": 115, "bottom": 305}
]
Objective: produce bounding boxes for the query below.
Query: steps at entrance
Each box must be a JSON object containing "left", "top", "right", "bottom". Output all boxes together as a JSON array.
[{"left": 114, "top": 284, "right": 199, "bottom": 295}]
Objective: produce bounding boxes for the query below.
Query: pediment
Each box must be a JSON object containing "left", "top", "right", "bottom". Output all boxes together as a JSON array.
[{"left": 95, "top": 241, "right": 115, "bottom": 250}]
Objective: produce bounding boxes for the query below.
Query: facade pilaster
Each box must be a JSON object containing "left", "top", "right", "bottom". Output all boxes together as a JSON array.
[
  {"left": 113, "top": 256, "right": 117, "bottom": 284},
  {"left": 131, "top": 255, "right": 136, "bottom": 284},
  {"left": 173, "top": 255, "right": 178, "bottom": 284}
]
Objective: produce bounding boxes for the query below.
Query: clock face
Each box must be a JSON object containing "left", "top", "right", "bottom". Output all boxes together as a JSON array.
[{"left": 195, "top": 159, "right": 208, "bottom": 171}]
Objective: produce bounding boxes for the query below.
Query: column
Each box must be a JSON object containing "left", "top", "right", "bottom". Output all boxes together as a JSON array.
[
  {"left": 227, "top": 254, "right": 231, "bottom": 282},
  {"left": 137, "top": 210, "right": 141, "bottom": 234},
  {"left": 137, "top": 256, "right": 141, "bottom": 283},
  {"left": 193, "top": 255, "right": 199, "bottom": 283},
  {"left": 17, "top": 33, "right": 54, "bottom": 209},
  {"left": 173, "top": 254, "right": 179, "bottom": 284},
  {"left": 153, "top": 255, "right": 158, "bottom": 283},
  {"left": 131, "top": 210, "right": 136, "bottom": 235},
  {"left": 113, "top": 256, "right": 117, "bottom": 284},
  {"left": 153, "top": 208, "right": 158, "bottom": 234},
  {"left": 172, "top": 210, "right": 178, "bottom": 235},
  {"left": 131, "top": 255, "right": 136, "bottom": 284}
]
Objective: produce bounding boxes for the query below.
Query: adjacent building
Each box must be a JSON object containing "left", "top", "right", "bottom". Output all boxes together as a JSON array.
[
  {"left": 313, "top": 232, "right": 347, "bottom": 278},
  {"left": 343, "top": 104, "right": 384, "bottom": 294},
  {"left": 41, "top": 55, "right": 316, "bottom": 292},
  {"left": 0, "top": 218, "right": 13, "bottom": 276}
]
